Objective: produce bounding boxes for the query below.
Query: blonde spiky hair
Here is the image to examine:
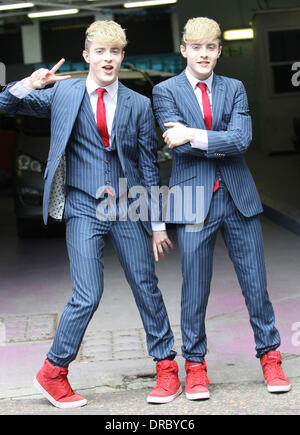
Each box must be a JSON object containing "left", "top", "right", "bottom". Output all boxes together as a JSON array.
[
  {"left": 85, "top": 20, "right": 127, "bottom": 50},
  {"left": 182, "top": 17, "right": 221, "bottom": 44}
]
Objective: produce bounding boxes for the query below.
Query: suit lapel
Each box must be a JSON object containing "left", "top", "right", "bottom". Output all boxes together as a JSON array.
[
  {"left": 176, "top": 71, "right": 207, "bottom": 129},
  {"left": 111, "top": 82, "right": 131, "bottom": 147},
  {"left": 175, "top": 71, "right": 225, "bottom": 131},
  {"left": 81, "top": 89, "right": 100, "bottom": 138},
  {"left": 58, "top": 79, "right": 86, "bottom": 150},
  {"left": 211, "top": 74, "right": 225, "bottom": 130}
]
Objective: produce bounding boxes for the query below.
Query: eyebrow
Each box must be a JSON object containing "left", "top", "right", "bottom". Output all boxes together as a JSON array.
[
  {"left": 191, "top": 42, "right": 218, "bottom": 46},
  {"left": 93, "top": 46, "right": 122, "bottom": 50}
]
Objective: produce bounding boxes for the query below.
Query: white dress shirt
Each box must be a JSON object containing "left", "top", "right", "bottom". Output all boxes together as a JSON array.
[{"left": 185, "top": 68, "right": 214, "bottom": 150}]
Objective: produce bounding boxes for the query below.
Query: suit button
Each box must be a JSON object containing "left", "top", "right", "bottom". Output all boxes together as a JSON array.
[
  {"left": 105, "top": 160, "right": 109, "bottom": 164},
  {"left": 105, "top": 180, "right": 110, "bottom": 184},
  {"left": 105, "top": 170, "right": 109, "bottom": 174}
]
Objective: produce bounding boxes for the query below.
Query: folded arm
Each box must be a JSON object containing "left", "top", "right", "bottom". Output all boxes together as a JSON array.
[
  {"left": 152, "top": 84, "right": 207, "bottom": 158},
  {"left": 206, "top": 81, "right": 252, "bottom": 157},
  {"left": 153, "top": 80, "right": 252, "bottom": 158}
]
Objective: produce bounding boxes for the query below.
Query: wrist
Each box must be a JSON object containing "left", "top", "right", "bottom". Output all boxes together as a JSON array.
[
  {"left": 188, "top": 128, "right": 197, "bottom": 142},
  {"left": 21, "top": 77, "right": 36, "bottom": 91}
]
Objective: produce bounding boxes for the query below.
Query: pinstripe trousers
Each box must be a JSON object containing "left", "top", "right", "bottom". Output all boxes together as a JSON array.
[
  {"left": 177, "top": 177, "right": 281, "bottom": 362},
  {"left": 47, "top": 187, "right": 176, "bottom": 366}
]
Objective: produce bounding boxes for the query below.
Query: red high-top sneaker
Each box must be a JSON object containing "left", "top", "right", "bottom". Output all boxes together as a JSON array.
[
  {"left": 33, "top": 359, "right": 87, "bottom": 408},
  {"left": 185, "top": 359, "right": 210, "bottom": 400},
  {"left": 147, "top": 360, "right": 182, "bottom": 404},
  {"left": 260, "top": 350, "right": 291, "bottom": 393}
]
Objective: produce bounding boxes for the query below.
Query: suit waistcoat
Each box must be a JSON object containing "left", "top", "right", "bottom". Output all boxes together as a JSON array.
[{"left": 66, "top": 90, "right": 124, "bottom": 198}]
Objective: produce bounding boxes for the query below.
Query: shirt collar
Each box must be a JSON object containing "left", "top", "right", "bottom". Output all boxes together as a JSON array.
[
  {"left": 86, "top": 73, "right": 119, "bottom": 99},
  {"left": 185, "top": 68, "right": 214, "bottom": 93}
]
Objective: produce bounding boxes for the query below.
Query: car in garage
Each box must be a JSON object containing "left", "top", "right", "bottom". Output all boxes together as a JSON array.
[{"left": 12, "top": 67, "right": 173, "bottom": 237}]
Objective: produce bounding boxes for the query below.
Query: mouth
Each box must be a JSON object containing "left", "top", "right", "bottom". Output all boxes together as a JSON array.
[
  {"left": 198, "top": 61, "right": 210, "bottom": 67},
  {"left": 102, "top": 65, "right": 114, "bottom": 73}
]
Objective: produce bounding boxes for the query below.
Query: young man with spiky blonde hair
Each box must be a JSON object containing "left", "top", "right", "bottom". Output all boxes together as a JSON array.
[
  {"left": 182, "top": 16, "right": 222, "bottom": 44},
  {"left": 85, "top": 20, "right": 128, "bottom": 49},
  {"left": 152, "top": 16, "right": 291, "bottom": 401},
  {"left": 0, "top": 20, "right": 177, "bottom": 408}
]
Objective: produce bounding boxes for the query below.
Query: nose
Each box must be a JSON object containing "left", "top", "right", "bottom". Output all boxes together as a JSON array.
[
  {"left": 104, "top": 50, "right": 112, "bottom": 61},
  {"left": 199, "top": 47, "right": 208, "bottom": 57}
]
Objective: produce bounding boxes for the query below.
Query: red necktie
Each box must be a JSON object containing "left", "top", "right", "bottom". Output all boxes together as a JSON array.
[
  {"left": 96, "top": 88, "right": 110, "bottom": 148},
  {"left": 197, "top": 83, "right": 212, "bottom": 130},
  {"left": 197, "top": 82, "right": 219, "bottom": 193}
]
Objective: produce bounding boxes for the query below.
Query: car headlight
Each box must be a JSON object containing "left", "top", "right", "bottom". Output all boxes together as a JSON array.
[{"left": 17, "top": 154, "right": 43, "bottom": 173}]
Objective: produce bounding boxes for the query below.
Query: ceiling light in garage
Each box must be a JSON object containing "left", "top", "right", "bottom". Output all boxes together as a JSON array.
[
  {"left": 28, "top": 8, "right": 79, "bottom": 18},
  {"left": 124, "top": 0, "right": 177, "bottom": 8},
  {"left": 223, "top": 28, "right": 254, "bottom": 40},
  {"left": 0, "top": 2, "right": 34, "bottom": 10}
]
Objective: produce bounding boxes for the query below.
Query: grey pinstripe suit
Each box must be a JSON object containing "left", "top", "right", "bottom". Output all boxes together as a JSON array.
[
  {"left": 0, "top": 79, "right": 176, "bottom": 365},
  {"left": 153, "top": 71, "right": 281, "bottom": 361}
]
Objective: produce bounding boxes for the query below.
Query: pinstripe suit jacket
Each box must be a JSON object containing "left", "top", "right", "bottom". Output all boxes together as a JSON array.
[
  {"left": 0, "top": 78, "right": 160, "bottom": 233},
  {"left": 153, "top": 71, "right": 263, "bottom": 223}
]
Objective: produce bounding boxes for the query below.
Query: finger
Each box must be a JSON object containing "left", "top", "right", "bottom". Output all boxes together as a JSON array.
[
  {"left": 164, "top": 122, "right": 177, "bottom": 127},
  {"left": 157, "top": 243, "right": 165, "bottom": 257},
  {"left": 53, "top": 75, "right": 72, "bottom": 82},
  {"left": 164, "top": 238, "right": 174, "bottom": 249},
  {"left": 163, "top": 133, "right": 171, "bottom": 144},
  {"left": 50, "top": 58, "right": 66, "bottom": 74},
  {"left": 161, "top": 241, "right": 171, "bottom": 254},
  {"left": 153, "top": 242, "right": 159, "bottom": 262}
]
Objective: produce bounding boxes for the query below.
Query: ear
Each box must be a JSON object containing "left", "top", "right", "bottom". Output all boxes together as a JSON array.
[
  {"left": 180, "top": 44, "right": 187, "bottom": 58},
  {"left": 218, "top": 45, "right": 222, "bottom": 58},
  {"left": 82, "top": 50, "right": 90, "bottom": 63}
]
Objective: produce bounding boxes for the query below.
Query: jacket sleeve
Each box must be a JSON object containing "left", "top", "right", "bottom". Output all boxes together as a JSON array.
[
  {"left": 206, "top": 81, "right": 252, "bottom": 157},
  {"left": 153, "top": 79, "right": 252, "bottom": 159},
  {"left": 0, "top": 81, "right": 55, "bottom": 118},
  {"left": 152, "top": 83, "right": 206, "bottom": 159},
  {"left": 135, "top": 97, "right": 165, "bottom": 222},
  {"left": 137, "top": 98, "right": 161, "bottom": 188}
]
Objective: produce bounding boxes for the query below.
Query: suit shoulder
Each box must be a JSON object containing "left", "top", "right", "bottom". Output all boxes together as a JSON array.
[
  {"left": 55, "top": 78, "right": 85, "bottom": 90},
  {"left": 119, "top": 81, "right": 150, "bottom": 103},
  {"left": 216, "top": 75, "right": 245, "bottom": 89},
  {"left": 132, "top": 89, "right": 150, "bottom": 103},
  {"left": 153, "top": 75, "right": 177, "bottom": 91}
]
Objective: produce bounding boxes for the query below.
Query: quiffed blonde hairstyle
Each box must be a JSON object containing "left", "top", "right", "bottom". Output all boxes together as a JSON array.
[
  {"left": 182, "top": 17, "right": 221, "bottom": 45},
  {"left": 85, "top": 20, "right": 127, "bottom": 50}
]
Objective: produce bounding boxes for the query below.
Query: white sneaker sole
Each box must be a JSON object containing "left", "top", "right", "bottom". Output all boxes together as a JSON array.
[
  {"left": 33, "top": 377, "right": 87, "bottom": 409},
  {"left": 147, "top": 385, "right": 183, "bottom": 404},
  {"left": 267, "top": 383, "right": 291, "bottom": 393},
  {"left": 185, "top": 390, "right": 210, "bottom": 400}
]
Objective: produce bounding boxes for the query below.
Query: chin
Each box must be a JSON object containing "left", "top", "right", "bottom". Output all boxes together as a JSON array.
[
  {"left": 97, "top": 76, "right": 115, "bottom": 86},
  {"left": 198, "top": 69, "right": 212, "bottom": 78}
]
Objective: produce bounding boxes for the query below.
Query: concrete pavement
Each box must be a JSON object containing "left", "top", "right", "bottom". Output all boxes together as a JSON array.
[{"left": 0, "top": 193, "right": 300, "bottom": 415}]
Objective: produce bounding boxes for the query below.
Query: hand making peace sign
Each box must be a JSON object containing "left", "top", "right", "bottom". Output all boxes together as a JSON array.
[{"left": 24, "top": 58, "right": 71, "bottom": 90}]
